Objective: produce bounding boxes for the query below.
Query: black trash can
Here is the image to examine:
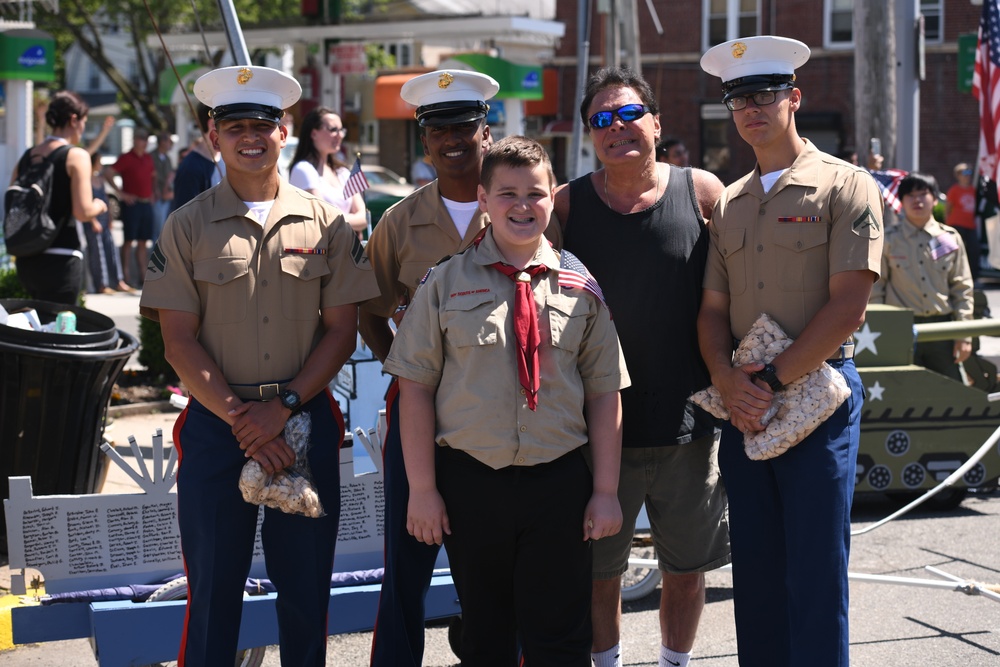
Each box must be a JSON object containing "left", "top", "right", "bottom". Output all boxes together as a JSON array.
[{"left": 0, "top": 299, "right": 139, "bottom": 551}]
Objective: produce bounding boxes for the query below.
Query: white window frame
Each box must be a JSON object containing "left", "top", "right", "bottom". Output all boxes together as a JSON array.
[
  {"left": 921, "top": 0, "right": 943, "bottom": 44},
  {"left": 703, "top": 0, "right": 761, "bottom": 52},
  {"left": 824, "top": 0, "right": 855, "bottom": 50}
]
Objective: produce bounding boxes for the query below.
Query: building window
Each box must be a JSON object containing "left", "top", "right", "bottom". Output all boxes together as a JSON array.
[
  {"left": 705, "top": 0, "right": 759, "bottom": 49},
  {"left": 921, "top": 0, "right": 942, "bottom": 43},
  {"left": 88, "top": 61, "right": 101, "bottom": 90},
  {"left": 825, "top": 1, "right": 941, "bottom": 48},
  {"left": 825, "top": 0, "right": 854, "bottom": 48},
  {"left": 700, "top": 103, "right": 731, "bottom": 175}
]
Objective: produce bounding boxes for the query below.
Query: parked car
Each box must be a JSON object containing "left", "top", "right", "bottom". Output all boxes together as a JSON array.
[{"left": 279, "top": 137, "right": 416, "bottom": 227}]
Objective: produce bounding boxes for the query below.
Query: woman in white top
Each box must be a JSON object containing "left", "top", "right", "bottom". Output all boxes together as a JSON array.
[{"left": 288, "top": 107, "right": 368, "bottom": 235}]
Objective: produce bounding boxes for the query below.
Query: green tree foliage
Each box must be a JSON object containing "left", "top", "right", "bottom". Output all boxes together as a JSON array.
[{"left": 34, "top": 0, "right": 306, "bottom": 132}]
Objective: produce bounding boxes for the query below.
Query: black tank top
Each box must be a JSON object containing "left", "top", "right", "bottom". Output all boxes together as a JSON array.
[
  {"left": 564, "top": 166, "right": 715, "bottom": 446},
  {"left": 18, "top": 144, "right": 77, "bottom": 250}
]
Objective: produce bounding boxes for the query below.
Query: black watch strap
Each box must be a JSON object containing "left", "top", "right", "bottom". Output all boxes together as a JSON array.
[{"left": 753, "top": 363, "right": 784, "bottom": 392}]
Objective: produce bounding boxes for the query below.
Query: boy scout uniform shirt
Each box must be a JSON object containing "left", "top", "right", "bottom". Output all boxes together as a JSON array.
[
  {"left": 383, "top": 227, "right": 630, "bottom": 470},
  {"left": 139, "top": 178, "right": 379, "bottom": 386},
  {"left": 869, "top": 218, "right": 974, "bottom": 320},
  {"left": 704, "top": 139, "right": 883, "bottom": 340}
]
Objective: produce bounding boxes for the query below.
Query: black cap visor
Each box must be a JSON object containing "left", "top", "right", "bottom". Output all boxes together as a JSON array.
[
  {"left": 416, "top": 100, "right": 488, "bottom": 127},
  {"left": 722, "top": 74, "right": 795, "bottom": 102},
  {"left": 210, "top": 103, "right": 284, "bottom": 124}
]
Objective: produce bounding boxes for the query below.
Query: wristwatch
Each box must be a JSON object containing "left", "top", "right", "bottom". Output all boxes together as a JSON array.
[
  {"left": 753, "top": 363, "right": 784, "bottom": 392},
  {"left": 279, "top": 389, "right": 302, "bottom": 414}
]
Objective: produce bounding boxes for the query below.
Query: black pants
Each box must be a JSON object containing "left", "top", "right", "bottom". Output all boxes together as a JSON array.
[
  {"left": 438, "top": 446, "right": 593, "bottom": 667},
  {"left": 15, "top": 253, "right": 83, "bottom": 306}
]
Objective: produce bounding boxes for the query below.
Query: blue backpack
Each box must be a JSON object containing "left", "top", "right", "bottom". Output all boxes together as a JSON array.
[{"left": 3, "top": 144, "right": 71, "bottom": 257}]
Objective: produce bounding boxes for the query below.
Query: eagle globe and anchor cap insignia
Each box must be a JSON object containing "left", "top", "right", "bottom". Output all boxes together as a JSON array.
[
  {"left": 237, "top": 67, "right": 253, "bottom": 85},
  {"left": 731, "top": 41, "right": 747, "bottom": 59},
  {"left": 438, "top": 72, "right": 454, "bottom": 89}
]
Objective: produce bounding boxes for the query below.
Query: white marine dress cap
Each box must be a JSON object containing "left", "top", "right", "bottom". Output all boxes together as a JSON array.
[
  {"left": 400, "top": 70, "right": 500, "bottom": 127},
  {"left": 194, "top": 65, "right": 302, "bottom": 123},
  {"left": 700, "top": 36, "right": 810, "bottom": 102}
]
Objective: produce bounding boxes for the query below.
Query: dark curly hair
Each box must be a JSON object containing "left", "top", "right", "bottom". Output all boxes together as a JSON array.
[
  {"left": 45, "top": 90, "right": 89, "bottom": 130},
  {"left": 579, "top": 66, "right": 659, "bottom": 127}
]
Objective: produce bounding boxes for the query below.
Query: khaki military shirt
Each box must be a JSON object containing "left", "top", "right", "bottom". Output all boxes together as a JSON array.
[
  {"left": 383, "top": 227, "right": 630, "bottom": 470},
  {"left": 869, "top": 218, "right": 974, "bottom": 320},
  {"left": 139, "top": 178, "right": 379, "bottom": 386},
  {"left": 362, "top": 182, "right": 488, "bottom": 319},
  {"left": 704, "top": 139, "right": 883, "bottom": 339}
]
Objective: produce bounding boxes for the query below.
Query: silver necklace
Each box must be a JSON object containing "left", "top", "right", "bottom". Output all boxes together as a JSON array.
[{"left": 604, "top": 164, "right": 660, "bottom": 215}]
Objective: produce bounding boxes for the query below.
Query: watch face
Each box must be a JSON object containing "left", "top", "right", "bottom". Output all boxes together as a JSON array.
[{"left": 282, "top": 390, "right": 301, "bottom": 409}]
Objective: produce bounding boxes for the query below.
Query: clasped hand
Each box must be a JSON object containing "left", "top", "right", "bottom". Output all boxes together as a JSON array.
[
  {"left": 229, "top": 401, "right": 296, "bottom": 473},
  {"left": 713, "top": 363, "right": 775, "bottom": 434}
]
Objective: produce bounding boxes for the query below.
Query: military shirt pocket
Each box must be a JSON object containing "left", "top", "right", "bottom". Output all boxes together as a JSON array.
[
  {"left": 773, "top": 223, "right": 829, "bottom": 291},
  {"left": 721, "top": 228, "right": 747, "bottom": 295},
  {"left": 547, "top": 293, "right": 588, "bottom": 352},
  {"left": 443, "top": 291, "right": 499, "bottom": 347},
  {"left": 193, "top": 257, "right": 249, "bottom": 324},
  {"left": 400, "top": 261, "right": 434, "bottom": 292},
  {"left": 279, "top": 255, "right": 331, "bottom": 320}
]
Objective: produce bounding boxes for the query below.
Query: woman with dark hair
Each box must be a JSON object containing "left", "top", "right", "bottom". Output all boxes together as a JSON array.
[
  {"left": 288, "top": 107, "right": 368, "bottom": 235},
  {"left": 11, "top": 90, "right": 107, "bottom": 304}
]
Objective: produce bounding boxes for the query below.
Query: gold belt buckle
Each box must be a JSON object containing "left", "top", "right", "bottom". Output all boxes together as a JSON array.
[{"left": 259, "top": 383, "right": 280, "bottom": 400}]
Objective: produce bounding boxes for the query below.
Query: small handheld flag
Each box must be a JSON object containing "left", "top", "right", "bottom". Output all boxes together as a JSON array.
[{"left": 344, "top": 155, "right": 370, "bottom": 199}]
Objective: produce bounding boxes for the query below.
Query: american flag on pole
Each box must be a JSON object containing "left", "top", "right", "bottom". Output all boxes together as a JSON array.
[
  {"left": 343, "top": 156, "right": 370, "bottom": 199},
  {"left": 558, "top": 249, "right": 608, "bottom": 309},
  {"left": 869, "top": 168, "right": 908, "bottom": 214},
  {"left": 973, "top": 0, "right": 1000, "bottom": 183}
]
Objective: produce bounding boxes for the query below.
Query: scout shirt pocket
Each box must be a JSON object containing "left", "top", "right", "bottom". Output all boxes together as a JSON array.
[
  {"left": 193, "top": 257, "right": 249, "bottom": 324},
  {"left": 547, "top": 293, "right": 588, "bottom": 353},
  {"left": 773, "top": 222, "right": 829, "bottom": 291},
  {"left": 721, "top": 228, "right": 747, "bottom": 296},
  {"left": 442, "top": 290, "right": 499, "bottom": 348},
  {"left": 279, "top": 254, "right": 332, "bottom": 320}
]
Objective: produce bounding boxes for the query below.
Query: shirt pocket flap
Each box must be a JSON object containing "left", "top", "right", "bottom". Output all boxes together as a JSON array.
[
  {"left": 722, "top": 228, "right": 746, "bottom": 259},
  {"left": 279, "top": 254, "right": 331, "bottom": 282},
  {"left": 546, "top": 292, "right": 589, "bottom": 317},
  {"left": 443, "top": 290, "right": 496, "bottom": 312},
  {"left": 193, "top": 257, "right": 249, "bottom": 286},
  {"left": 773, "top": 222, "right": 828, "bottom": 253}
]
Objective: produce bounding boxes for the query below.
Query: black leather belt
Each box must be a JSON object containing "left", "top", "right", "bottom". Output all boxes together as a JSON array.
[{"left": 230, "top": 382, "right": 288, "bottom": 401}]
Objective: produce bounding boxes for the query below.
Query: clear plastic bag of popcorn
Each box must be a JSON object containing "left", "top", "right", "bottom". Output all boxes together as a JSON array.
[
  {"left": 690, "top": 313, "right": 851, "bottom": 460},
  {"left": 239, "top": 411, "right": 326, "bottom": 518}
]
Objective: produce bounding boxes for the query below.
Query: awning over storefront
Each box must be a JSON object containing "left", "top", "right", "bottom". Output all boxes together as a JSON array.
[{"left": 373, "top": 72, "right": 423, "bottom": 120}]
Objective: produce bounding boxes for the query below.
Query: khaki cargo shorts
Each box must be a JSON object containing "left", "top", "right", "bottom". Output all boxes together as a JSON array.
[{"left": 584, "top": 431, "right": 731, "bottom": 578}]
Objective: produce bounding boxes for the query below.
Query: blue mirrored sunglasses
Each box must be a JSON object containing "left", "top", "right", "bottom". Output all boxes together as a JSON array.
[{"left": 588, "top": 104, "right": 651, "bottom": 129}]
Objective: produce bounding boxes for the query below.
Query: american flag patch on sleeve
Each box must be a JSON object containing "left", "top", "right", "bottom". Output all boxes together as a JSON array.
[{"left": 558, "top": 249, "right": 609, "bottom": 309}]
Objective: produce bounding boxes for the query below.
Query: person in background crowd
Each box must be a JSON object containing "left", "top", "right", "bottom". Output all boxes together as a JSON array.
[
  {"left": 945, "top": 162, "right": 980, "bottom": 282},
  {"left": 140, "top": 65, "right": 378, "bottom": 666},
  {"left": 104, "top": 127, "right": 154, "bottom": 288},
  {"left": 288, "top": 107, "right": 368, "bottom": 236},
  {"left": 655, "top": 136, "right": 691, "bottom": 168},
  {"left": 152, "top": 131, "right": 175, "bottom": 240},
  {"left": 871, "top": 172, "right": 974, "bottom": 380},
  {"left": 411, "top": 153, "right": 437, "bottom": 186},
  {"left": 171, "top": 104, "right": 221, "bottom": 213},
  {"left": 12, "top": 90, "right": 107, "bottom": 304},
  {"left": 83, "top": 151, "right": 132, "bottom": 293},
  {"left": 699, "top": 36, "right": 883, "bottom": 666},
  {"left": 556, "top": 66, "right": 729, "bottom": 667}
]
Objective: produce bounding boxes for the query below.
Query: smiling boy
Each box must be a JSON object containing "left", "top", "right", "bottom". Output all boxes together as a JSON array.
[{"left": 383, "top": 136, "right": 630, "bottom": 665}]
